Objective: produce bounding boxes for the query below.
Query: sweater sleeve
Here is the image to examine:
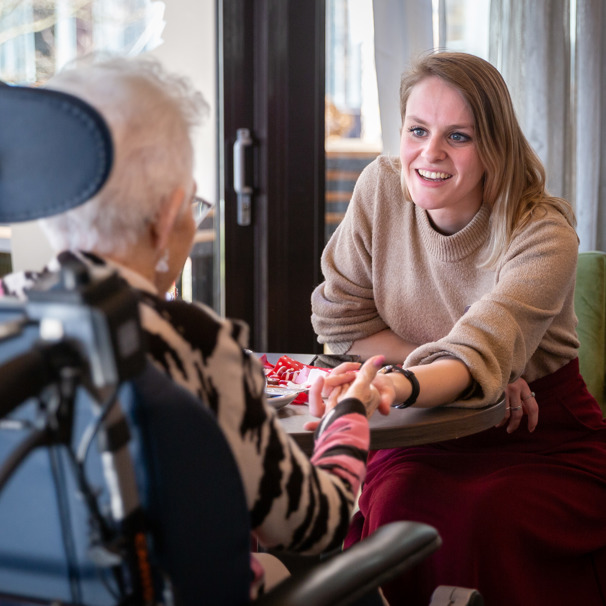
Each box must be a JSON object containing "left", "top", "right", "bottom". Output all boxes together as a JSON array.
[
  {"left": 407, "top": 209, "right": 580, "bottom": 407},
  {"left": 311, "top": 158, "right": 392, "bottom": 352},
  {"left": 311, "top": 398, "right": 369, "bottom": 494}
]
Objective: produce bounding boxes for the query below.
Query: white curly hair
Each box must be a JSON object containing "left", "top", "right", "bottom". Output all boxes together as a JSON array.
[{"left": 39, "top": 53, "right": 210, "bottom": 256}]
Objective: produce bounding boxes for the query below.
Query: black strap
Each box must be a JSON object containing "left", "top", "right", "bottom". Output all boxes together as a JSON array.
[{"left": 381, "top": 365, "right": 420, "bottom": 408}]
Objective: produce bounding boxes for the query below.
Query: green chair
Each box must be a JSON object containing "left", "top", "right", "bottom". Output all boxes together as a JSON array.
[
  {"left": 574, "top": 251, "right": 606, "bottom": 416},
  {"left": 0, "top": 252, "right": 12, "bottom": 277}
]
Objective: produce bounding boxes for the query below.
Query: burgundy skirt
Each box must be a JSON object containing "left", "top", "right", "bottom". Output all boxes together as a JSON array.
[{"left": 345, "top": 359, "right": 606, "bottom": 606}]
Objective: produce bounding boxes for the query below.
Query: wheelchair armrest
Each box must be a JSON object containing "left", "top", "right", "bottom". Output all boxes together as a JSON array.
[{"left": 255, "top": 521, "right": 441, "bottom": 606}]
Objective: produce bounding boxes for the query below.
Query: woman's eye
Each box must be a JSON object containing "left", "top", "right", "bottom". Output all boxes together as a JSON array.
[
  {"left": 409, "top": 127, "right": 426, "bottom": 137},
  {"left": 450, "top": 132, "right": 470, "bottom": 142}
]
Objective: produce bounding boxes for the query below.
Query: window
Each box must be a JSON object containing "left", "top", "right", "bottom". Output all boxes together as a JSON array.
[{"left": 0, "top": 0, "right": 165, "bottom": 85}]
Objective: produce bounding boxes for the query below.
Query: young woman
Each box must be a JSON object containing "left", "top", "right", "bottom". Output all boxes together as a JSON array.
[{"left": 311, "top": 51, "right": 606, "bottom": 605}]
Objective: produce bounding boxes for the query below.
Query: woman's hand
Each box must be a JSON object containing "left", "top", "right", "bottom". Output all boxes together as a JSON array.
[
  {"left": 305, "top": 356, "right": 391, "bottom": 430},
  {"left": 307, "top": 361, "right": 360, "bottom": 419},
  {"left": 496, "top": 376, "right": 539, "bottom": 433}
]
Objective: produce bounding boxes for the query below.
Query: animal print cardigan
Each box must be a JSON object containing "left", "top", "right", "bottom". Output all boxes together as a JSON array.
[{"left": 0, "top": 250, "right": 370, "bottom": 560}]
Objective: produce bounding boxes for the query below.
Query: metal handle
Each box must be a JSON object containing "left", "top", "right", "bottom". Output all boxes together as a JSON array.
[{"left": 233, "top": 128, "right": 254, "bottom": 226}]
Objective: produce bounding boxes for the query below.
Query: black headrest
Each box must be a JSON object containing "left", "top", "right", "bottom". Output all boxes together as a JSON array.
[{"left": 0, "top": 85, "right": 113, "bottom": 222}]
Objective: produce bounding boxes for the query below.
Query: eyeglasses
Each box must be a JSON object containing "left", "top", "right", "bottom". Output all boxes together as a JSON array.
[{"left": 191, "top": 196, "right": 215, "bottom": 227}]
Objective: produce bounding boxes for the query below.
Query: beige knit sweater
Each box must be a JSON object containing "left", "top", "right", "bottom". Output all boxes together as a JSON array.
[{"left": 311, "top": 156, "right": 580, "bottom": 407}]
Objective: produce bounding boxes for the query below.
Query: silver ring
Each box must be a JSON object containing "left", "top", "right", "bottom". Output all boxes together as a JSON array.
[
  {"left": 510, "top": 405, "right": 522, "bottom": 411},
  {"left": 521, "top": 391, "right": 536, "bottom": 401}
]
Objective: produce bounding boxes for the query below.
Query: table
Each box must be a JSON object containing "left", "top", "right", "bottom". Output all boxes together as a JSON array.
[
  {"left": 277, "top": 399, "right": 506, "bottom": 455},
  {"left": 266, "top": 353, "right": 506, "bottom": 455}
]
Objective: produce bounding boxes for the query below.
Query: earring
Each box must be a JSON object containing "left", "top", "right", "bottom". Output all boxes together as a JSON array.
[{"left": 155, "top": 249, "right": 170, "bottom": 273}]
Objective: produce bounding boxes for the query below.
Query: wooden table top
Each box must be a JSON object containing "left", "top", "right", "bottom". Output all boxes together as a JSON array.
[{"left": 277, "top": 398, "right": 506, "bottom": 455}]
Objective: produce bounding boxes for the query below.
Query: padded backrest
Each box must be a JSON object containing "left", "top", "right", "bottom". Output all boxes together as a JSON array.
[
  {"left": 0, "top": 326, "right": 252, "bottom": 605},
  {"left": 574, "top": 251, "right": 606, "bottom": 416},
  {"left": 0, "top": 85, "right": 112, "bottom": 222},
  {"left": 129, "top": 364, "right": 253, "bottom": 606}
]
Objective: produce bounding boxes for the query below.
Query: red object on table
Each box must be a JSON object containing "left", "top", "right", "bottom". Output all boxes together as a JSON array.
[{"left": 260, "top": 354, "right": 329, "bottom": 404}]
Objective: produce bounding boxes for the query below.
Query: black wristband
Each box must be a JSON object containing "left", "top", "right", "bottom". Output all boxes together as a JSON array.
[{"left": 380, "top": 365, "right": 420, "bottom": 409}]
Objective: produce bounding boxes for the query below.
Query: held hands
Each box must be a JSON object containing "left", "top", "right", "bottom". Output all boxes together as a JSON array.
[
  {"left": 496, "top": 376, "right": 539, "bottom": 433},
  {"left": 304, "top": 356, "right": 392, "bottom": 431}
]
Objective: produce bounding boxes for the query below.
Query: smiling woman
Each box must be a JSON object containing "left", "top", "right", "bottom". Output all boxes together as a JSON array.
[
  {"left": 311, "top": 50, "right": 606, "bottom": 606},
  {"left": 400, "top": 76, "right": 485, "bottom": 234}
]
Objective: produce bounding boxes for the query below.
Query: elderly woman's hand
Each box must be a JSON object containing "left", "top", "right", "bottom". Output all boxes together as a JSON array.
[
  {"left": 496, "top": 376, "right": 539, "bottom": 433},
  {"left": 304, "top": 356, "right": 391, "bottom": 430}
]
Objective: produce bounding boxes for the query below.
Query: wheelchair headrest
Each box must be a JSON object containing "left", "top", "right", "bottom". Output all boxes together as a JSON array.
[{"left": 0, "top": 84, "right": 113, "bottom": 222}]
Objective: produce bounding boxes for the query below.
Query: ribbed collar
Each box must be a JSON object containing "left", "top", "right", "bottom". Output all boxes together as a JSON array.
[{"left": 416, "top": 202, "right": 491, "bottom": 262}]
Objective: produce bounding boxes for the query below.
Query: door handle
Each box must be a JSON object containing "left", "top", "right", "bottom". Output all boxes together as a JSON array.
[{"left": 233, "top": 128, "right": 254, "bottom": 226}]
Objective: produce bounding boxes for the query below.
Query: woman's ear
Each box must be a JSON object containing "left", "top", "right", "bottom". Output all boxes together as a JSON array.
[{"left": 151, "top": 186, "right": 187, "bottom": 252}]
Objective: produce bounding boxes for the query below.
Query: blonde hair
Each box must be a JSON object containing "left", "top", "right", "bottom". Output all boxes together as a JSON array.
[{"left": 399, "top": 51, "right": 575, "bottom": 268}]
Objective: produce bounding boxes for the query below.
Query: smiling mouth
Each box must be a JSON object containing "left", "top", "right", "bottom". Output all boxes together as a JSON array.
[{"left": 416, "top": 169, "right": 452, "bottom": 182}]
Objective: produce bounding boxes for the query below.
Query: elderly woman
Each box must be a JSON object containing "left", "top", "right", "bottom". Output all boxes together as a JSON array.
[
  {"left": 0, "top": 55, "right": 390, "bottom": 600},
  {"left": 312, "top": 51, "right": 606, "bottom": 605}
]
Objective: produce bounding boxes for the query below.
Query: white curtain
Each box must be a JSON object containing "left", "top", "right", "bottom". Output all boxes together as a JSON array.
[
  {"left": 575, "top": 0, "right": 606, "bottom": 252},
  {"left": 490, "top": 0, "right": 606, "bottom": 252},
  {"left": 372, "top": 0, "right": 434, "bottom": 156}
]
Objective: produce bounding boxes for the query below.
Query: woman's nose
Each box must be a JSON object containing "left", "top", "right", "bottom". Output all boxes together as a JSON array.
[{"left": 422, "top": 136, "right": 447, "bottom": 162}]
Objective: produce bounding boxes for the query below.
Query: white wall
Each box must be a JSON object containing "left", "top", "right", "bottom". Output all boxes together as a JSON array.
[
  {"left": 10, "top": 222, "right": 55, "bottom": 271},
  {"left": 10, "top": 0, "right": 217, "bottom": 272}
]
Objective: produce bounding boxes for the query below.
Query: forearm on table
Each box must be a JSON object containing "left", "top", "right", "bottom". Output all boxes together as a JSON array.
[
  {"left": 389, "top": 357, "right": 473, "bottom": 408},
  {"left": 347, "top": 329, "right": 417, "bottom": 364}
]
